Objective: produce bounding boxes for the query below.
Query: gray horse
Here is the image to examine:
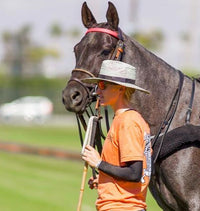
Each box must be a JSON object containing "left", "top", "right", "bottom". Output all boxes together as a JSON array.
[{"left": 62, "top": 2, "right": 200, "bottom": 210}]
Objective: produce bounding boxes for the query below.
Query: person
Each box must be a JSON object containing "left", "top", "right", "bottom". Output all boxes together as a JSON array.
[{"left": 81, "top": 60, "right": 152, "bottom": 211}]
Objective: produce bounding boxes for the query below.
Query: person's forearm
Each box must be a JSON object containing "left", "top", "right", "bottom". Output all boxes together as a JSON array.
[{"left": 98, "top": 161, "right": 143, "bottom": 182}]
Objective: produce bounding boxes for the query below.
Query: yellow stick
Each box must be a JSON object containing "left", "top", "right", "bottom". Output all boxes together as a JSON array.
[{"left": 77, "top": 162, "right": 88, "bottom": 211}]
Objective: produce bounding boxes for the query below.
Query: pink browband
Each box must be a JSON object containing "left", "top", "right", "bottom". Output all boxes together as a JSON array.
[{"left": 86, "top": 28, "right": 119, "bottom": 39}]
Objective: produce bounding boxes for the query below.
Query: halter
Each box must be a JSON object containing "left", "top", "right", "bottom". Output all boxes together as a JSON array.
[
  {"left": 68, "top": 27, "right": 124, "bottom": 97},
  {"left": 72, "top": 68, "right": 96, "bottom": 78},
  {"left": 69, "top": 27, "right": 124, "bottom": 113},
  {"left": 69, "top": 27, "right": 125, "bottom": 154},
  {"left": 69, "top": 68, "right": 96, "bottom": 103}
]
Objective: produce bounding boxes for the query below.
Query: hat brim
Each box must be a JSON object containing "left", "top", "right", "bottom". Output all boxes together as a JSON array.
[{"left": 82, "top": 77, "right": 150, "bottom": 94}]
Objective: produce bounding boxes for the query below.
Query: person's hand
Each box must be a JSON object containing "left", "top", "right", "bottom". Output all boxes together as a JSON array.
[
  {"left": 88, "top": 175, "right": 99, "bottom": 189},
  {"left": 82, "top": 145, "right": 101, "bottom": 168}
]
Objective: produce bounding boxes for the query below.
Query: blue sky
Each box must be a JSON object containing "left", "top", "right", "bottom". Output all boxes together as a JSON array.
[{"left": 0, "top": 0, "right": 200, "bottom": 75}]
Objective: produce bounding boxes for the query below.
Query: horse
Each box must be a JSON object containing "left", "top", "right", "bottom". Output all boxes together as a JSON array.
[{"left": 62, "top": 2, "right": 200, "bottom": 211}]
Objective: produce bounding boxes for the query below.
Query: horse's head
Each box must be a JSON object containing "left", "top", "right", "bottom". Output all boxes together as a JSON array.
[{"left": 62, "top": 2, "right": 121, "bottom": 114}]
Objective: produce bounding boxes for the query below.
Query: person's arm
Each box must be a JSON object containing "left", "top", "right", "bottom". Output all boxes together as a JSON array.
[
  {"left": 82, "top": 145, "right": 143, "bottom": 182},
  {"left": 98, "top": 160, "right": 143, "bottom": 182}
]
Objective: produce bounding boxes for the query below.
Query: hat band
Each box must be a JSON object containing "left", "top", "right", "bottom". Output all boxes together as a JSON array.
[{"left": 99, "top": 74, "right": 135, "bottom": 84}]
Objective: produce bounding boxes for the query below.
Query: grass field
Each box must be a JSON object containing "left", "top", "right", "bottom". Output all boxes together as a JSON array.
[
  {"left": 0, "top": 124, "right": 81, "bottom": 151},
  {"left": 0, "top": 124, "right": 162, "bottom": 211}
]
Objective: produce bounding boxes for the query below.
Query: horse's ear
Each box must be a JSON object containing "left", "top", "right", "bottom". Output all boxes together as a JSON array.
[
  {"left": 81, "top": 2, "right": 97, "bottom": 29},
  {"left": 106, "top": 2, "right": 119, "bottom": 30}
]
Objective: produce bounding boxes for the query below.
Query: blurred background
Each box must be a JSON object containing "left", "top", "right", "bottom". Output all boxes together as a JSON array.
[{"left": 0, "top": 0, "right": 199, "bottom": 210}]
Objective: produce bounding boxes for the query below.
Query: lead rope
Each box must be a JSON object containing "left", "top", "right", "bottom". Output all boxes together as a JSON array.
[
  {"left": 77, "top": 99, "right": 101, "bottom": 211},
  {"left": 77, "top": 116, "right": 99, "bottom": 211},
  {"left": 104, "top": 106, "right": 110, "bottom": 132},
  {"left": 76, "top": 114, "right": 84, "bottom": 146}
]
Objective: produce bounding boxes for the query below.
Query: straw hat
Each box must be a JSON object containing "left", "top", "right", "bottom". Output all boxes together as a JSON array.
[{"left": 82, "top": 60, "right": 150, "bottom": 94}]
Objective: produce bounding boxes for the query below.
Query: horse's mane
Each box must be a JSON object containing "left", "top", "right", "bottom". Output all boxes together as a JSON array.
[{"left": 122, "top": 32, "right": 178, "bottom": 75}]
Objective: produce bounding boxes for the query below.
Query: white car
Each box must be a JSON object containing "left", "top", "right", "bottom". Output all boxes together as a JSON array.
[{"left": 0, "top": 96, "right": 53, "bottom": 122}]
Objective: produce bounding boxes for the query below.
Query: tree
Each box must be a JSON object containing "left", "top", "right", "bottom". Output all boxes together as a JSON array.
[
  {"left": 130, "top": 29, "right": 164, "bottom": 51},
  {"left": 2, "top": 25, "right": 31, "bottom": 76},
  {"left": 2, "top": 25, "right": 60, "bottom": 77},
  {"left": 49, "top": 22, "right": 63, "bottom": 37}
]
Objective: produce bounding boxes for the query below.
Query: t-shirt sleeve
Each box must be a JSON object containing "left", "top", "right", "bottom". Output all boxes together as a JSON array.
[{"left": 118, "top": 121, "right": 144, "bottom": 164}]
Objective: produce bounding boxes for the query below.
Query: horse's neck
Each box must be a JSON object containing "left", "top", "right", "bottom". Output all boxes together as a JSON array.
[{"left": 122, "top": 34, "right": 180, "bottom": 134}]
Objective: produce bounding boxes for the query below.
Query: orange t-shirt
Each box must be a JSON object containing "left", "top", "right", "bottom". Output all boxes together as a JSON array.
[{"left": 96, "top": 110, "right": 151, "bottom": 211}]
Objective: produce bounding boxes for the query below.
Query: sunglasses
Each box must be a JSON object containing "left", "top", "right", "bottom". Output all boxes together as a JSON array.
[
  {"left": 97, "top": 81, "right": 118, "bottom": 90},
  {"left": 97, "top": 81, "right": 108, "bottom": 90}
]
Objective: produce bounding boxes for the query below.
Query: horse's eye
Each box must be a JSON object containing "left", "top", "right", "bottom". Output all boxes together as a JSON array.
[{"left": 101, "top": 50, "right": 111, "bottom": 56}]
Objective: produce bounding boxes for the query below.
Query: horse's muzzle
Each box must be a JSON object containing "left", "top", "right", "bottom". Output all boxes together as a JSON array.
[{"left": 62, "top": 83, "right": 89, "bottom": 114}]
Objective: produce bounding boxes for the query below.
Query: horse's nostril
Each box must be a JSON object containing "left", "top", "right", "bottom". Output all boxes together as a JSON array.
[
  {"left": 71, "top": 91, "right": 80, "bottom": 100},
  {"left": 62, "top": 97, "right": 65, "bottom": 105}
]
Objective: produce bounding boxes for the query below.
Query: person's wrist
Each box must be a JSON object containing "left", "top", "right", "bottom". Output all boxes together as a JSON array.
[{"left": 96, "top": 160, "right": 102, "bottom": 169}]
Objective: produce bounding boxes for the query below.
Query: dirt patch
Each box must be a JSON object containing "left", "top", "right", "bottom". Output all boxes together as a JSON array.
[{"left": 0, "top": 141, "right": 81, "bottom": 161}]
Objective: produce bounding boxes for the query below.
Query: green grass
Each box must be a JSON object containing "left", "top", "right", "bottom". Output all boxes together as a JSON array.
[
  {"left": 0, "top": 124, "right": 161, "bottom": 211},
  {"left": 0, "top": 152, "right": 94, "bottom": 211},
  {"left": 0, "top": 124, "right": 81, "bottom": 152}
]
